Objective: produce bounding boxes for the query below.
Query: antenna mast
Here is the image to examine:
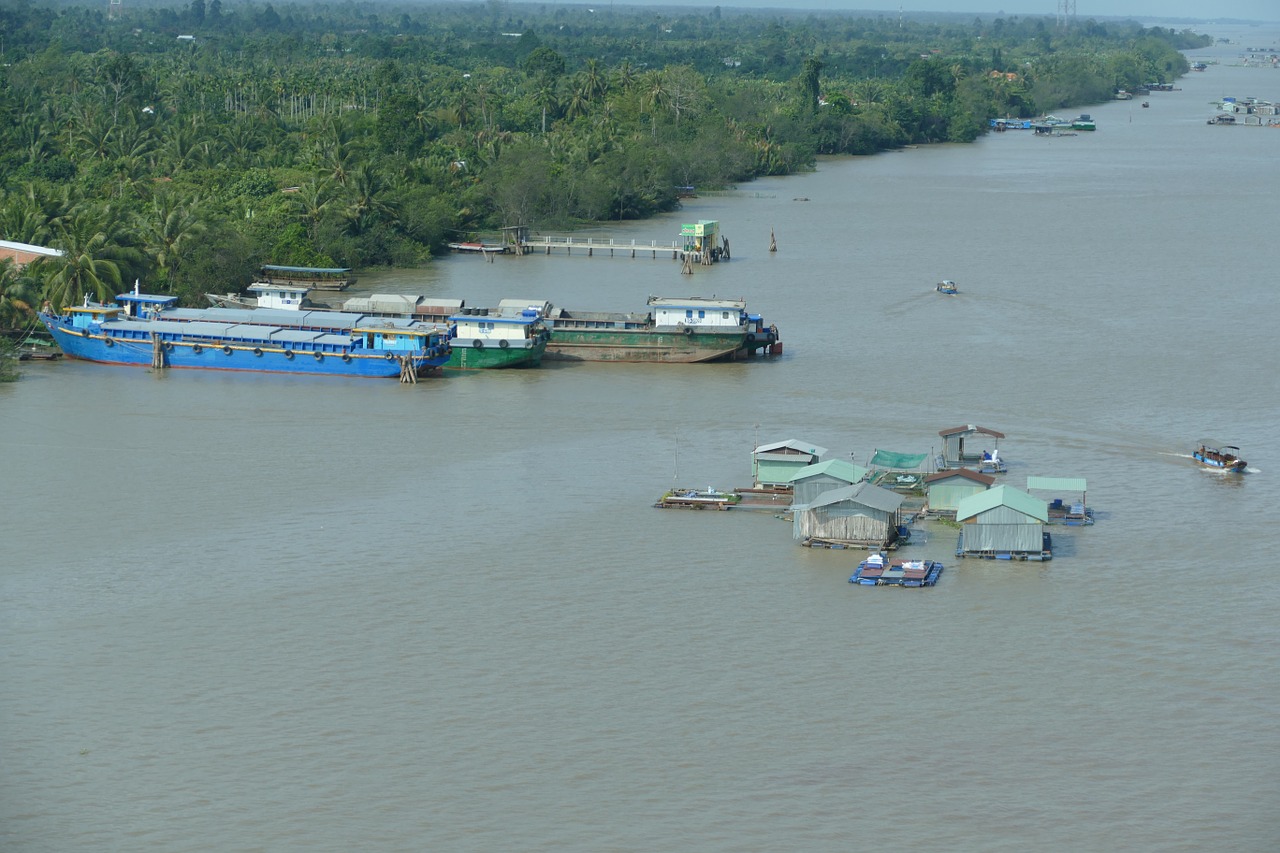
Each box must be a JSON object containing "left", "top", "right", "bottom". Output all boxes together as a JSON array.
[{"left": 1056, "top": 0, "right": 1076, "bottom": 29}]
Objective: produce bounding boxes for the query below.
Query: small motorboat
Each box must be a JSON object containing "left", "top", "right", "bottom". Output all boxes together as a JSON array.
[
  {"left": 936, "top": 280, "right": 959, "bottom": 295},
  {"left": 1193, "top": 441, "right": 1247, "bottom": 473}
]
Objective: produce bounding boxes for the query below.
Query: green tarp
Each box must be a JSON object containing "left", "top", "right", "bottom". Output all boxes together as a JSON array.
[{"left": 869, "top": 449, "right": 930, "bottom": 470}]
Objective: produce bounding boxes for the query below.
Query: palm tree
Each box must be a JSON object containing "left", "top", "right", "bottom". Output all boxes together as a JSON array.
[
  {"left": 286, "top": 179, "right": 336, "bottom": 243},
  {"left": 41, "top": 213, "right": 128, "bottom": 310},
  {"left": 640, "top": 71, "right": 668, "bottom": 137},
  {"left": 564, "top": 86, "right": 591, "bottom": 121},
  {"left": 612, "top": 61, "right": 637, "bottom": 95},
  {"left": 340, "top": 165, "right": 399, "bottom": 236},
  {"left": 0, "top": 186, "right": 53, "bottom": 246},
  {"left": 0, "top": 259, "right": 43, "bottom": 330},
  {"left": 533, "top": 78, "right": 559, "bottom": 134},
  {"left": 579, "top": 59, "right": 608, "bottom": 102},
  {"left": 136, "top": 192, "right": 208, "bottom": 286}
]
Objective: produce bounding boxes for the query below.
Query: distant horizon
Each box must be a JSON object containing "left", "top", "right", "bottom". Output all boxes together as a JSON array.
[{"left": 502, "top": 1, "right": 1277, "bottom": 26}]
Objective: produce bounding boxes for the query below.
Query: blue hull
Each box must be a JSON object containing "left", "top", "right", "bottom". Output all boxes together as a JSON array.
[
  {"left": 41, "top": 318, "right": 447, "bottom": 378},
  {"left": 1193, "top": 452, "right": 1246, "bottom": 473}
]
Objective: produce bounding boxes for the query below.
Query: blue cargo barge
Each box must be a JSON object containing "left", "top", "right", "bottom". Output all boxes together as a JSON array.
[{"left": 39, "top": 290, "right": 450, "bottom": 379}]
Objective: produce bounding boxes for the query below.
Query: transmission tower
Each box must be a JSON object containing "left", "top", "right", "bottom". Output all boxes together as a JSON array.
[
  {"left": 108, "top": 0, "right": 122, "bottom": 19},
  {"left": 1056, "top": 0, "right": 1076, "bottom": 28}
]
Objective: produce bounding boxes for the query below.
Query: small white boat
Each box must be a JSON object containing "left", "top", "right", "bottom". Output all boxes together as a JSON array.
[{"left": 936, "top": 280, "right": 959, "bottom": 295}]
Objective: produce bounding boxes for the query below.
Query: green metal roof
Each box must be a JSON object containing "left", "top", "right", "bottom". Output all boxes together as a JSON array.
[
  {"left": 1026, "top": 476, "right": 1086, "bottom": 493},
  {"left": 955, "top": 484, "right": 1048, "bottom": 522},
  {"left": 786, "top": 458, "right": 869, "bottom": 484}
]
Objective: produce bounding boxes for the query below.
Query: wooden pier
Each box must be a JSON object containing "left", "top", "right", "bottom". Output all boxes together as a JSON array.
[
  {"left": 475, "top": 224, "right": 728, "bottom": 264},
  {"left": 519, "top": 235, "right": 689, "bottom": 260}
]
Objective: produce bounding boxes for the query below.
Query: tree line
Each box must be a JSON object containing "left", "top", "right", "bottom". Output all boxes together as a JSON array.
[{"left": 0, "top": 0, "right": 1207, "bottom": 321}]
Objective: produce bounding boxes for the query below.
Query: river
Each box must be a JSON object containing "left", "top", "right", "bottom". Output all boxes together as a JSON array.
[{"left": 2, "top": 25, "right": 1278, "bottom": 853}]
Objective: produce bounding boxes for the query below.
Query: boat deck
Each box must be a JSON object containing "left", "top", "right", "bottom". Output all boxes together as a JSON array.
[
  {"left": 733, "top": 487, "right": 793, "bottom": 511},
  {"left": 802, "top": 537, "right": 899, "bottom": 551},
  {"left": 654, "top": 489, "right": 738, "bottom": 510},
  {"left": 849, "top": 557, "right": 944, "bottom": 587}
]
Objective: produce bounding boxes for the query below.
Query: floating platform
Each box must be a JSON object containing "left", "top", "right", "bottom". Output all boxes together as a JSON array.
[
  {"left": 849, "top": 555, "right": 944, "bottom": 587},
  {"left": 733, "top": 487, "right": 793, "bottom": 511},
  {"left": 802, "top": 537, "right": 900, "bottom": 551},
  {"left": 654, "top": 488, "right": 739, "bottom": 510},
  {"left": 954, "top": 530, "right": 1053, "bottom": 561},
  {"left": 1047, "top": 501, "right": 1094, "bottom": 526},
  {"left": 17, "top": 348, "right": 62, "bottom": 360},
  {"left": 447, "top": 242, "right": 507, "bottom": 254}
]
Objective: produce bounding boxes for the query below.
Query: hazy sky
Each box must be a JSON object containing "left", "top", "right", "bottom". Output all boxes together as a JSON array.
[{"left": 555, "top": 2, "right": 1278, "bottom": 23}]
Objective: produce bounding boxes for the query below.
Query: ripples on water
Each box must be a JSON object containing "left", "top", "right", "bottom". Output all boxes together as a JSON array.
[{"left": 3, "top": 29, "right": 1280, "bottom": 852}]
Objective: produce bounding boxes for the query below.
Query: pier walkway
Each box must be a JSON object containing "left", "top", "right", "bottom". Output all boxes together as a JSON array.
[{"left": 518, "top": 235, "right": 688, "bottom": 259}]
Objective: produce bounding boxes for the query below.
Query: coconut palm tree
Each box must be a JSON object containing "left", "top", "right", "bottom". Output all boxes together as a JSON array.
[
  {"left": 0, "top": 259, "right": 45, "bottom": 331},
  {"left": 136, "top": 192, "right": 208, "bottom": 286},
  {"left": 286, "top": 179, "right": 336, "bottom": 243},
  {"left": 340, "top": 165, "right": 399, "bottom": 236},
  {"left": 0, "top": 185, "right": 54, "bottom": 246},
  {"left": 41, "top": 214, "right": 128, "bottom": 310}
]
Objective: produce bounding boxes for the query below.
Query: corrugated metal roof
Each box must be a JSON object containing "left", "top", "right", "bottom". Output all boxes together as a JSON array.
[
  {"left": 754, "top": 439, "right": 828, "bottom": 457},
  {"left": 355, "top": 317, "right": 423, "bottom": 331},
  {"left": 497, "top": 299, "right": 551, "bottom": 315},
  {"left": 955, "top": 485, "right": 1048, "bottom": 523},
  {"left": 808, "top": 481, "right": 904, "bottom": 513},
  {"left": 786, "top": 458, "right": 868, "bottom": 484},
  {"left": 0, "top": 239, "right": 63, "bottom": 256},
  {"left": 925, "top": 469, "right": 995, "bottom": 485},
  {"left": 452, "top": 313, "right": 536, "bottom": 326},
  {"left": 269, "top": 328, "right": 326, "bottom": 343},
  {"left": 1026, "top": 476, "right": 1086, "bottom": 493},
  {"left": 938, "top": 424, "right": 1006, "bottom": 439},
  {"left": 649, "top": 296, "right": 746, "bottom": 310},
  {"left": 178, "top": 320, "right": 255, "bottom": 338}
]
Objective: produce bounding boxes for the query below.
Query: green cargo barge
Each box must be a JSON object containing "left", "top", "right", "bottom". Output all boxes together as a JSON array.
[{"left": 543, "top": 296, "right": 781, "bottom": 363}]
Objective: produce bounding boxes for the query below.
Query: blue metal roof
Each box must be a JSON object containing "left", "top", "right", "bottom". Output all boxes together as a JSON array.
[
  {"left": 269, "top": 328, "right": 327, "bottom": 343},
  {"left": 116, "top": 292, "right": 178, "bottom": 305}
]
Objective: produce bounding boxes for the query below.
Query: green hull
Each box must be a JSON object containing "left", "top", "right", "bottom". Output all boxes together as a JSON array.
[
  {"left": 544, "top": 329, "right": 746, "bottom": 363},
  {"left": 446, "top": 340, "right": 545, "bottom": 369}
]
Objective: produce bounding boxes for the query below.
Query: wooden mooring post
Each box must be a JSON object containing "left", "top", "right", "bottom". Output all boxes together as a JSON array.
[
  {"left": 399, "top": 355, "right": 417, "bottom": 384},
  {"left": 151, "top": 334, "right": 166, "bottom": 369}
]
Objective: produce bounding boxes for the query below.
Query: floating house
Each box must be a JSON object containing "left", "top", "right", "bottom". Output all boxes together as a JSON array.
[
  {"left": 1026, "top": 476, "right": 1092, "bottom": 525},
  {"left": 938, "top": 424, "right": 1006, "bottom": 473},
  {"left": 924, "top": 468, "right": 995, "bottom": 516},
  {"left": 794, "top": 482, "right": 905, "bottom": 549},
  {"left": 679, "top": 220, "right": 724, "bottom": 261},
  {"left": 954, "top": 485, "right": 1051, "bottom": 560},
  {"left": 787, "top": 458, "right": 869, "bottom": 507},
  {"left": 752, "top": 440, "right": 827, "bottom": 489}
]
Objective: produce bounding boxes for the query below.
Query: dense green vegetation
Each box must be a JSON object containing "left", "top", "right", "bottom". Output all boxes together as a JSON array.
[{"left": 0, "top": 0, "right": 1207, "bottom": 317}]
